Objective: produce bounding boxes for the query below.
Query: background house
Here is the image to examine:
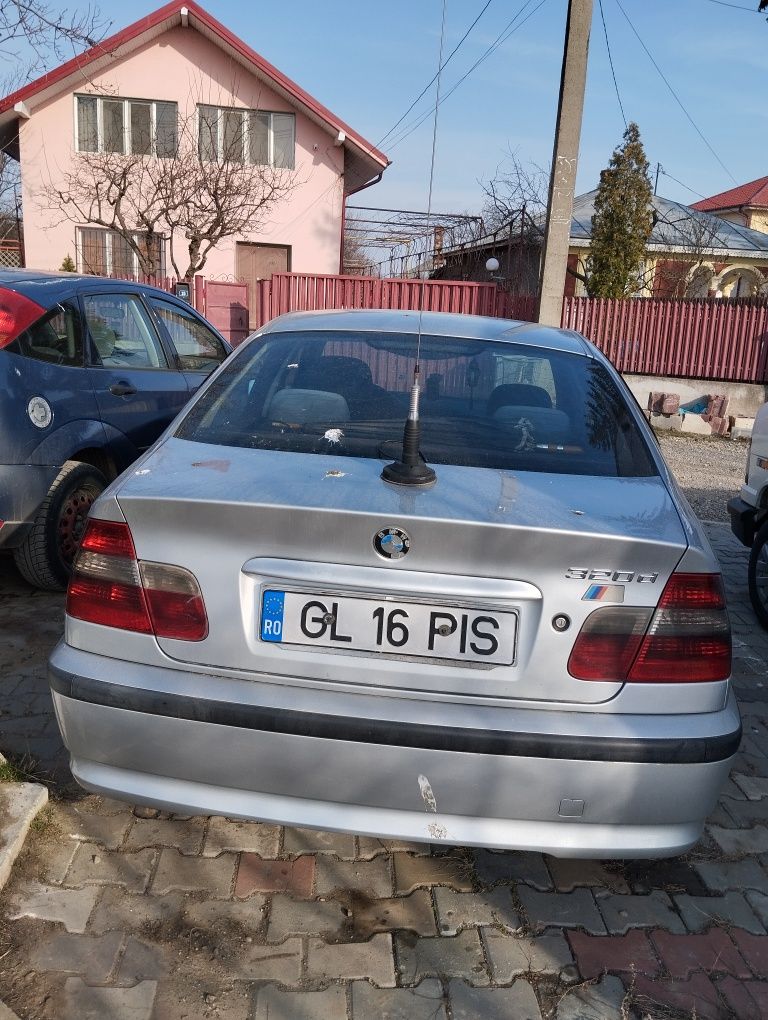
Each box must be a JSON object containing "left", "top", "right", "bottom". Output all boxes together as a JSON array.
[
  {"left": 568, "top": 193, "right": 768, "bottom": 298},
  {"left": 692, "top": 176, "right": 768, "bottom": 236},
  {"left": 0, "top": 0, "right": 388, "bottom": 325},
  {"left": 436, "top": 192, "right": 768, "bottom": 299}
]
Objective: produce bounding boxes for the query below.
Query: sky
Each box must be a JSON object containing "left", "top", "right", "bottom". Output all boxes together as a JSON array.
[{"left": 19, "top": 0, "right": 768, "bottom": 216}]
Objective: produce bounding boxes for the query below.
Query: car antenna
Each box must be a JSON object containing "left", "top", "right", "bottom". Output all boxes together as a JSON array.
[{"left": 382, "top": 0, "right": 446, "bottom": 489}]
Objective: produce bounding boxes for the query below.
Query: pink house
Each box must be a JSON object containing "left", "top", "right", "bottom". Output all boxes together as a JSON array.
[{"left": 0, "top": 0, "right": 388, "bottom": 322}]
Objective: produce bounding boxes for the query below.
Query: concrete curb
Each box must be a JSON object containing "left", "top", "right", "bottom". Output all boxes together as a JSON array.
[{"left": 0, "top": 752, "right": 49, "bottom": 891}]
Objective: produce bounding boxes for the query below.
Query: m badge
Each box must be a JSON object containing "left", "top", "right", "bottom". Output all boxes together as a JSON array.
[{"left": 582, "top": 584, "right": 624, "bottom": 603}]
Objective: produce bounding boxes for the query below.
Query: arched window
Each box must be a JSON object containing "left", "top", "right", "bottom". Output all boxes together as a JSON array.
[{"left": 714, "top": 265, "right": 762, "bottom": 298}]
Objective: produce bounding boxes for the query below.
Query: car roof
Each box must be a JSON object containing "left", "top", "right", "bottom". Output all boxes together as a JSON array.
[
  {"left": 260, "top": 307, "right": 589, "bottom": 355},
  {"left": 0, "top": 269, "right": 229, "bottom": 346},
  {"left": 0, "top": 269, "right": 175, "bottom": 300}
]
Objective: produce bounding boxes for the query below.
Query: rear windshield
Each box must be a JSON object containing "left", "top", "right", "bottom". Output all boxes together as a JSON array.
[{"left": 175, "top": 330, "right": 657, "bottom": 477}]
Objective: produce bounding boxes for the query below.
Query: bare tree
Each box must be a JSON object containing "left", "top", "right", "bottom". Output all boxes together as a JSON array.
[
  {"left": 0, "top": 0, "right": 107, "bottom": 253},
  {"left": 480, "top": 151, "right": 548, "bottom": 234},
  {"left": 160, "top": 116, "right": 297, "bottom": 280},
  {"left": 0, "top": 0, "right": 105, "bottom": 76},
  {"left": 42, "top": 148, "right": 163, "bottom": 273},
  {"left": 650, "top": 206, "right": 728, "bottom": 297},
  {"left": 42, "top": 102, "right": 298, "bottom": 279},
  {"left": 342, "top": 219, "right": 376, "bottom": 275}
]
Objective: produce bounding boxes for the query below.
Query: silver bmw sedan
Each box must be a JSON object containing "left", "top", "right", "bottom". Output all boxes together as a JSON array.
[{"left": 49, "top": 309, "right": 740, "bottom": 858}]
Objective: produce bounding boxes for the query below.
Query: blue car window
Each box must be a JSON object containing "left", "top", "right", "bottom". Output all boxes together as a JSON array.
[
  {"left": 84, "top": 294, "right": 169, "bottom": 369},
  {"left": 18, "top": 303, "right": 83, "bottom": 367},
  {"left": 150, "top": 298, "right": 227, "bottom": 371}
]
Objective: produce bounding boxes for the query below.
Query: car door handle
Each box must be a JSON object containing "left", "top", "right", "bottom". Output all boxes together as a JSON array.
[{"left": 109, "top": 382, "right": 137, "bottom": 396}]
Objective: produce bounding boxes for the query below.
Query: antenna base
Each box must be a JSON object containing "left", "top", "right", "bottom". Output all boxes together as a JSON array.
[{"left": 381, "top": 459, "right": 436, "bottom": 487}]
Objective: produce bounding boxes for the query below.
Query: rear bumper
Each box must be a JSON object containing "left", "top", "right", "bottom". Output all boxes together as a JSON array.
[
  {"left": 728, "top": 496, "right": 759, "bottom": 548},
  {"left": 0, "top": 464, "right": 59, "bottom": 549},
  {"left": 49, "top": 643, "right": 741, "bottom": 859}
]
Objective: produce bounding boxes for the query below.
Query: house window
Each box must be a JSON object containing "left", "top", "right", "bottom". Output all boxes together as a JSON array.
[
  {"left": 76, "top": 95, "right": 177, "bottom": 157},
  {"left": 197, "top": 105, "right": 295, "bottom": 169},
  {"left": 77, "top": 227, "right": 165, "bottom": 278}
]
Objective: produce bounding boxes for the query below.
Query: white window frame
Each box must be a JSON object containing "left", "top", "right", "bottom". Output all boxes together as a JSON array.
[
  {"left": 197, "top": 105, "right": 295, "bottom": 169},
  {"left": 75, "top": 226, "right": 166, "bottom": 278},
  {"left": 74, "top": 95, "right": 177, "bottom": 157}
]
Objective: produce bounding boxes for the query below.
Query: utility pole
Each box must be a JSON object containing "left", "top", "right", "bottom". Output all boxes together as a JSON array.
[
  {"left": 654, "top": 162, "right": 662, "bottom": 195},
  {"left": 536, "top": 0, "right": 593, "bottom": 326}
]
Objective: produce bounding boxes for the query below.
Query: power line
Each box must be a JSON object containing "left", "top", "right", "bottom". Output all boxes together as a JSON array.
[
  {"left": 597, "top": 0, "right": 626, "bottom": 128},
  {"left": 386, "top": 0, "right": 544, "bottom": 151},
  {"left": 703, "top": 0, "right": 761, "bottom": 10},
  {"left": 659, "top": 168, "right": 707, "bottom": 200},
  {"left": 386, "top": 0, "right": 549, "bottom": 152},
  {"left": 614, "top": 0, "right": 737, "bottom": 184},
  {"left": 376, "top": 0, "right": 495, "bottom": 148}
]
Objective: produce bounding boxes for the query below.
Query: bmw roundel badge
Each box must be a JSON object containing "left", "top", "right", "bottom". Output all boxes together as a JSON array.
[{"left": 374, "top": 526, "right": 411, "bottom": 560}]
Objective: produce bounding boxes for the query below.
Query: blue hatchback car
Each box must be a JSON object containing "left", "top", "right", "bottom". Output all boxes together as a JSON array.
[{"left": 0, "top": 269, "right": 230, "bottom": 589}]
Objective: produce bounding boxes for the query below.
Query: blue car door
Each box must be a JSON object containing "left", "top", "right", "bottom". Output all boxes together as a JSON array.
[{"left": 82, "top": 291, "right": 190, "bottom": 463}]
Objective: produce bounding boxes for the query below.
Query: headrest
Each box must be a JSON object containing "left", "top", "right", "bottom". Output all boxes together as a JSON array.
[
  {"left": 488, "top": 384, "right": 552, "bottom": 415},
  {"left": 266, "top": 388, "right": 350, "bottom": 424}
]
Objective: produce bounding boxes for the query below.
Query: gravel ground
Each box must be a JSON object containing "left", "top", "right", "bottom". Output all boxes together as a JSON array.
[{"left": 656, "top": 430, "right": 748, "bottom": 523}]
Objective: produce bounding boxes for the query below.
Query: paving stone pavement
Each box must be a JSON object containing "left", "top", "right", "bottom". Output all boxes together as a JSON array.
[{"left": 1, "top": 522, "right": 768, "bottom": 1019}]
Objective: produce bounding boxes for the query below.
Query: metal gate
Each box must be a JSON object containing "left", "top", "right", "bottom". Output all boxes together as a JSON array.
[{"left": 194, "top": 277, "right": 250, "bottom": 346}]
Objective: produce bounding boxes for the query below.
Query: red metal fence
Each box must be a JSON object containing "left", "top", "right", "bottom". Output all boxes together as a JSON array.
[
  {"left": 102, "top": 267, "right": 768, "bottom": 382},
  {"left": 194, "top": 277, "right": 249, "bottom": 345},
  {"left": 562, "top": 296, "right": 768, "bottom": 383},
  {"left": 253, "top": 275, "right": 768, "bottom": 383},
  {"left": 254, "top": 272, "right": 513, "bottom": 328}
]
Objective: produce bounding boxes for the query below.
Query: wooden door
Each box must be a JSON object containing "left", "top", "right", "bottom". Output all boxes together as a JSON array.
[{"left": 236, "top": 242, "right": 290, "bottom": 328}]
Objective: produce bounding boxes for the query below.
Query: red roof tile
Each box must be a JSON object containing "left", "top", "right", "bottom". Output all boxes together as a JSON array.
[{"left": 691, "top": 176, "right": 768, "bottom": 212}]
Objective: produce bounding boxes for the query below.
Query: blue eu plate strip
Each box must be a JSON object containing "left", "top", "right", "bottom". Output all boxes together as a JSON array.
[{"left": 261, "top": 591, "right": 285, "bottom": 641}]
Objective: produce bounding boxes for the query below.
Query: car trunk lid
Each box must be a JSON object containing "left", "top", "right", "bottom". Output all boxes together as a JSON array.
[{"left": 115, "top": 437, "right": 688, "bottom": 706}]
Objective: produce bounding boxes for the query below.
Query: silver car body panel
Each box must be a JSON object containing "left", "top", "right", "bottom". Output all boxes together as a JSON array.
[
  {"left": 51, "top": 311, "right": 739, "bottom": 857},
  {"left": 94, "top": 438, "right": 693, "bottom": 707},
  {"left": 50, "top": 642, "right": 739, "bottom": 858}
]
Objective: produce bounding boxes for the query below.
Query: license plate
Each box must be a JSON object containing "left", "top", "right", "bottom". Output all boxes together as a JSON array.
[{"left": 260, "top": 590, "right": 516, "bottom": 664}]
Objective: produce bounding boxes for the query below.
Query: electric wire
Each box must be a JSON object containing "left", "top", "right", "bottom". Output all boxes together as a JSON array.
[
  {"left": 386, "top": 0, "right": 543, "bottom": 151},
  {"left": 248, "top": 1, "right": 544, "bottom": 250},
  {"left": 376, "top": 0, "right": 495, "bottom": 148},
  {"left": 703, "top": 0, "right": 761, "bottom": 10},
  {"left": 386, "top": 0, "right": 548, "bottom": 152},
  {"left": 658, "top": 168, "right": 707, "bottom": 200},
  {"left": 598, "top": 0, "right": 626, "bottom": 128},
  {"left": 614, "top": 0, "right": 737, "bottom": 184}
]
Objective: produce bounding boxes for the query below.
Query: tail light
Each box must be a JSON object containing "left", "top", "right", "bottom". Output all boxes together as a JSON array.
[
  {"left": 0, "top": 288, "right": 46, "bottom": 348},
  {"left": 568, "top": 572, "right": 731, "bottom": 683},
  {"left": 67, "top": 519, "right": 208, "bottom": 641}
]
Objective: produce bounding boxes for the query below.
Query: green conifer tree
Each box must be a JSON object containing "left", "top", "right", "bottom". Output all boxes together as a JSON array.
[
  {"left": 586, "top": 122, "right": 653, "bottom": 299},
  {"left": 59, "top": 255, "right": 76, "bottom": 272}
]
